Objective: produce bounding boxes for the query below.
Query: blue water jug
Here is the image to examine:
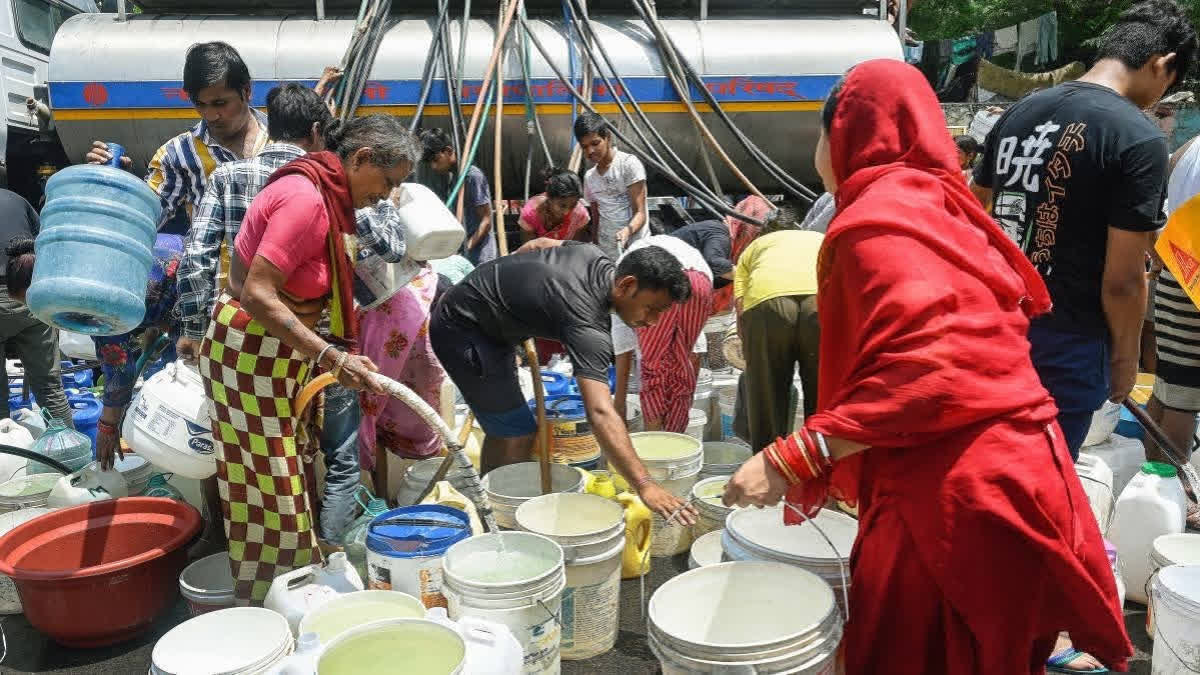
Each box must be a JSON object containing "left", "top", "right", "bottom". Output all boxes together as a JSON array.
[
  {"left": 61, "top": 361, "right": 94, "bottom": 389},
  {"left": 68, "top": 394, "right": 102, "bottom": 448},
  {"left": 539, "top": 371, "right": 573, "bottom": 397},
  {"left": 27, "top": 143, "right": 161, "bottom": 336}
]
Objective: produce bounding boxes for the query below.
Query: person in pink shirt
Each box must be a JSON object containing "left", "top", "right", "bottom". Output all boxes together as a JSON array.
[{"left": 518, "top": 168, "right": 591, "bottom": 245}]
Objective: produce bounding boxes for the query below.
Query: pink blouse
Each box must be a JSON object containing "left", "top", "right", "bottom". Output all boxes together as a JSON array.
[{"left": 518, "top": 194, "right": 590, "bottom": 241}]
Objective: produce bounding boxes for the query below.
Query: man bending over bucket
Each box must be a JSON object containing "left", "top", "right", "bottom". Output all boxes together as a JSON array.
[{"left": 430, "top": 243, "right": 700, "bottom": 524}]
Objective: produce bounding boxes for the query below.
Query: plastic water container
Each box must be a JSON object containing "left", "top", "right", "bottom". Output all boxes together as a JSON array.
[
  {"left": 442, "top": 532, "right": 567, "bottom": 675},
  {"left": 67, "top": 394, "right": 101, "bottom": 448},
  {"left": 482, "top": 462, "right": 585, "bottom": 530},
  {"left": 122, "top": 362, "right": 216, "bottom": 480},
  {"left": 515, "top": 493, "right": 625, "bottom": 661},
  {"left": 688, "top": 530, "right": 725, "bottom": 569},
  {"left": 1083, "top": 401, "right": 1121, "bottom": 447},
  {"left": 264, "top": 552, "right": 365, "bottom": 636},
  {"left": 1108, "top": 462, "right": 1189, "bottom": 604},
  {"left": 538, "top": 372, "right": 574, "bottom": 398},
  {"left": 151, "top": 607, "right": 293, "bottom": 675},
  {"left": 47, "top": 462, "right": 128, "bottom": 508},
  {"left": 1149, "top": 565, "right": 1200, "bottom": 675},
  {"left": 1085, "top": 433, "right": 1147, "bottom": 497},
  {"left": 10, "top": 408, "right": 45, "bottom": 441},
  {"left": 394, "top": 182, "right": 465, "bottom": 261},
  {"left": 1147, "top": 534, "right": 1200, "bottom": 639},
  {"left": 179, "top": 552, "right": 236, "bottom": 616},
  {"left": 1075, "top": 453, "right": 1115, "bottom": 533},
  {"left": 690, "top": 476, "right": 734, "bottom": 539},
  {"left": 685, "top": 408, "right": 707, "bottom": 441},
  {"left": 628, "top": 432, "right": 704, "bottom": 557},
  {"left": 58, "top": 331, "right": 96, "bottom": 362},
  {"left": 297, "top": 590, "right": 425, "bottom": 645},
  {"left": 0, "top": 507, "right": 51, "bottom": 614},
  {"left": 61, "top": 362, "right": 94, "bottom": 390},
  {"left": 366, "top": 504, "right": 472, "bottom": 609},
  {"left": 0, "top": 419, "right": 33, "bottom": 483},
  {"left": 26, "top": 413, "right": 92, "bottom": 475},
  {"left": 111, "top": 454, "right": 154, "bottom": 495},
  {"left": 28, "top": 144, "right": 162, "bottom": 335},
  {"left": 648, "top": 562, "right": 841, "bottom": 674}
]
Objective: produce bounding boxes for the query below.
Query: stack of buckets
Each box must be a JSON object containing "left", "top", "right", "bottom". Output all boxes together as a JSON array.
[{"left": 628, "top": 432, "right": 704, "bottom": 557}]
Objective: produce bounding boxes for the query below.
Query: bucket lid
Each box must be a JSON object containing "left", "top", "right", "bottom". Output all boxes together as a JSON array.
[
  {"left": 630, "top": 432, "right": 703, "bottom": 463},
  {"left": 366, "top": 505, "right": 471, "bottom": 559},
  {"left": 1141, "top": 461, "right": 1178, "bottom": 478},
  {"left": 152, "top": 607, "right": 291, "bottom": 675},
  {"left": 727, "top": 506, "right": 857, "bottom": 563},
  {"left": 1152, "top": 534, "right": 1200, "bottom": 566},
  {"left": 1155, "top": 564, "right": 1200, "bottom": 610}
]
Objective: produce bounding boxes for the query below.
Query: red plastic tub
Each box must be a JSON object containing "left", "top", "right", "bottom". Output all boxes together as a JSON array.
[{"left": 0, "top": 497, "right": 201, "bottom": 647}]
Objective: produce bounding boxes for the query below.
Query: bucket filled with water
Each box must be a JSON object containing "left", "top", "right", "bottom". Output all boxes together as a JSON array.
[
  {"left": 648, "top": 561, "right": 842, "bottom": 674},
  {"left": 482, "top": 462, "right": 584, "bottom": 530},
  {"left": 628, "top": 432, "right": 703, "bottom": 557}
]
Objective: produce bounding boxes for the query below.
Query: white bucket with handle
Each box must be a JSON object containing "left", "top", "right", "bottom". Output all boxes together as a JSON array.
[{"left": 1149, "top": 564, "right": 1200, "bottom": 674}]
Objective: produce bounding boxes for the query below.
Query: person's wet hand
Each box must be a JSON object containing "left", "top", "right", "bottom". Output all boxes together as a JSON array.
[
  {"left": 337, "top": 354, "right": 384, "bottom": 394},
  {"left": 176, "top": 337, "right": 201, "bottom": 364},
  {"left": 639, "top": 481, "right": 697, "bottom": 526},
  {"left": 85, "top": 141, "right": 132, "bottom": 168},
  {"left": 1109, "top": 356, "right": 1138, "bottom": 403},
  {"left": 724, "top": 452, "right": 790, "bottom": 508},
  {"left": 96, "top": 423, "right": 121, "bottom": 471}
]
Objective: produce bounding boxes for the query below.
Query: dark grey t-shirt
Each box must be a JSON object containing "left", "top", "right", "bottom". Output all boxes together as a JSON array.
[
  {"left": 438, "top": 243, "right": 615, "bottom": 381},
  {"left": 461, "top": 165, "right": 495, "bottom": 266},
  {"left": 0, "top": 190, "right": 39, "bottom": 280}
]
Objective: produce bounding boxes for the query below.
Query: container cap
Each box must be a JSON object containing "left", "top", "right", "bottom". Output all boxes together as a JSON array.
[
  {"left": 366, "top": 505, "right": 471, "bottom": 559},
  {"left": 1141, "top": 461, "right": 1178, "bottom": 478}
]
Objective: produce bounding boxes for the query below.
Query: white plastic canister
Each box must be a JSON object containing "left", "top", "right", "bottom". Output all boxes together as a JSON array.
[
  {"left": 0, "top": 419, "right": 33, "bottom": 483},
  {"left": 1149, "top": 565, "right": 1200, "bottom": 675},
  {"left": 648, "top": 562, "right": 842, "bottom": 674},
  {"left": 482, "top": 462, "right": 584, "bottom": 530},
  {"left": 690, "top": 476, "right": 734, "bottom": 539},
  {"left": 264, "top": 552, "right": 365, "bottom": 635},
  {"left": 1075, "top": 453, "right": 1115, "bottom": 533},
  {"left": 1147, "top": 534, "right": 1200, "bottom": 640},
  {"left": 1108, "top": 462, "right": 1189, "bottom": 604},
  {"left": 366, "top": 505, "right": 472, "bottom": 609},
  {"left": 515, "top": 493, "right": 624, "bottom": 661},
  {"left": 442, "top": 532, "right": 567, "bottom": 675},
  {"left": 628, "top": 432, "right": 704, "bottom": 557},
  {"left": 122, "top": 362, "right": 217, "bottom": 480}
]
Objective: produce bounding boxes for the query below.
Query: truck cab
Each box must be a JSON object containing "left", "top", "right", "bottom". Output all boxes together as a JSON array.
[{"left": 0, "top": 0, "right": 96, "bottom": 203}]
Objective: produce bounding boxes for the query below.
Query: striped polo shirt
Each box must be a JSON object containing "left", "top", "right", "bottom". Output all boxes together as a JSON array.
[{"left": 144, "top": 108, "right": 269, "bottom": 230}]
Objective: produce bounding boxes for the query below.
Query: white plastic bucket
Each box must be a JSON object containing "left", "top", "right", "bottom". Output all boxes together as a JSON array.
[
  {"left": 515, "top": 493, "right": 624, "bottom": 661},
  {"left": 1147, "top": 534, "right": 1200, "bottom": 640},
  {"left": 151, "top": 607, "right": 292, "bottom": 675},
  {"left": 442, "top": 532, "right": 567, "bottom": 675},
  {"left": 482, "top": 462, "right": 584, "bottom": 530},
  {"left": 366, "top": 505, "right": 472, "bottom": 609},
  {"left": 179, "top": 551, "right": 236, "bottom": 616},
  {"left": 394, "top": 457, "right": 481, "bottom": 507},
  {"left": 701, "top": 314, "right": 735, "bottom": 372},
  {"left": 690, "top": 476, "right": 734, "bottom": 539},
  {"left": 699, "top": 441, "right": 752, "bottom": 479},
  {"left": 629, "top": 432, "right": 704, "bottom": 557},
  {"left": 113, "top": 454, "right": 155, "bottom": 496},
  {"left": 0, "top": 507, "right": 51, "bottom": 614},
  {"left": 688, "top": 530, "right": 725, "bottom": 570},
  {"left": 317, "top": 618, "right": 466, "bottom": 675},
  {"left": 723, "top": 506, "right": 857, "bottom": 612},
  {"left": 648, "top": 561, "right": 842, "bottom": 674},
  {"left": 1149, "top": 565, "right": 1200, "bottom": 674},
  {"left": 299, "top": 590, "right": 426, "bottom": 645},
  {"left": 685, "top": 408, "right": 707, "bottom": 441},
  {"left": 718, "top": 388, "right": 738, "bottom": 441},
  {"left": 1075, "top": 453, "right": 1115, "bottom": 533}
]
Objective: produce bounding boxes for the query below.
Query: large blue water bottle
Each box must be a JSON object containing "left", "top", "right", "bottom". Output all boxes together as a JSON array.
[{"left": 27, "top": 143, "right": 160, "bottom": 335}]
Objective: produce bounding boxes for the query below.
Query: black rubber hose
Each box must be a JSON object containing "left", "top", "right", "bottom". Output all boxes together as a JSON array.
[
  {"left": 437, "top": 0, "right": 464, "bottom": 156},
  {"left": 520, "top": 14, "right": 762, "bottom": 225},
  {"left": 409, "top": 1, "right": 450, "bottom": 131},
  {"left": 631, "top": 0, "right": 816, "bottom": 202},
  {"left": 516, "top": 15, "right": 553, "bottom": 166},
  {"left": 0, "top": 444, "right": 73, "bottom": 476},
  {"left": 563, "top": 3, "right": 726, "bottom": 207}
]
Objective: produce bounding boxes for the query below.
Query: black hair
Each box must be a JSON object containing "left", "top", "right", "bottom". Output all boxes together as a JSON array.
[
  {"left": 616, "top": 246, "right": 691, "bottom": 303},
  {"left": 573, "top": 111, "right": 611, "bottom": 142},
  {"left": 1096, "top": 0, "right": 1197, "bottom": 87},
  {"left": 419, "top": 128, "right": 454, "bottom": 163},
  {"left": 324, "top": 116, "right": 423, "bottom": 168},
  {"left": 542, "top": 167, "right": 582, "bottom": 199},
  {"left": 182, "top": 42, "right": 251, "bottom": 101},
  {"left": 762, "top": 204, "right": 801, "bottom": 235},
  {"left": 821, "top": 76, "right": 848, "bottom": 133},
  {"left": 955, "top": 135, "right": 981, "bottom": 155},
  {"left": 5, "top": 238, "right": 35, "bottom": 295},
  {"left": 266, "top": 84, "right": 331, "bottom": 143}
]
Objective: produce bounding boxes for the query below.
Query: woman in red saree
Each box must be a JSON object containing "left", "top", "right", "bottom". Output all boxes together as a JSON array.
[{"left": 724, "top": 60, "right": 1131, "bottom": 674}]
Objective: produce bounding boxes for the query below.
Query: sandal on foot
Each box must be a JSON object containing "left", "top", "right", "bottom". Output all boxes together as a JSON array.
[{"left": 1046, "top": 648, "right": 1109, "bottom": 674}]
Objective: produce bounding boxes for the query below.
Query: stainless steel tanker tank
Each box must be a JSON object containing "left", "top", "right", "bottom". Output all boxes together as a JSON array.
[{"left": 47, "top": 12, "right": 901, "bottom": 193}]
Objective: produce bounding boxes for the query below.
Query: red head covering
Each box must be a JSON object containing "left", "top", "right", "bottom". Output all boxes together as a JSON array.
[{"left": 268, "top": 151, "right": 358, "bottom": 346}]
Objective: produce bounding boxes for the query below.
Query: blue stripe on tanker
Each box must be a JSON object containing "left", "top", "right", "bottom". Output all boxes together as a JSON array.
[{"left": 48, "top": 75, "right": 839, "bottom": 110}]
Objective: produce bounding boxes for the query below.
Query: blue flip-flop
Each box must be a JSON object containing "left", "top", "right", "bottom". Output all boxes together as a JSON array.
[{"left": 1046, "top": 648, "right": 1109, "bottom": 674}]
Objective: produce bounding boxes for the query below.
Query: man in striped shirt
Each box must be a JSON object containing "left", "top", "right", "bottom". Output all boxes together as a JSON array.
[{"left": 86, "top": 42, "right": 268, "bottom": 235}]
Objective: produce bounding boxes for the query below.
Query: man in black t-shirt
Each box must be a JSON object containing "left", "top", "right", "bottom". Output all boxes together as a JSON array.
[
  {"left": 668, "top": 220, "right": 734, "bottom": 288},
  {"left": 973, "top": 0, "right": 1196, "bottom": 461},
  {"left": 430, "top": 243, "right": 700, "bottom": 524}
]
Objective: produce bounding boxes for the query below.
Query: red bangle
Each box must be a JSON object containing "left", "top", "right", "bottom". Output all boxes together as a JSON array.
[
  {"left": 97, "top": 420, "right": 118, "bottom": 436},
  {"left": 764, "top": 438, "right": 802, "bottom": 485}
]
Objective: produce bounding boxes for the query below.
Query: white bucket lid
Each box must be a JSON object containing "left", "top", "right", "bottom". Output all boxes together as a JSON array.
[
  {"left": 152, "top": 607, "right": 291, "bottom": 675},
  {"left": 688, "top": 530, "right": 725, "bottom": 568},
  {"left": 1152, "top": 534, "right": 1200, "bottom": 567},
  {"left": 726, "top": 506, "right": 857, "bottom": 564},
  {"left": 649, "top": 561, "right": 835, "bottom": 650},
  {"left": 1154, "top": 564, "right": 1200, "bottom": 613}
]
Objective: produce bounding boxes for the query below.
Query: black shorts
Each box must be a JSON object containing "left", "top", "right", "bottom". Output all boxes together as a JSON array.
[{"left": 429, "top": 306, "right": 536, "bottom": 438}]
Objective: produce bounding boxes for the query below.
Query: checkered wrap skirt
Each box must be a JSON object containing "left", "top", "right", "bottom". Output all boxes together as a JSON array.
[{"left": 198, "top": 293, "right": 322, "bottom": 605}]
